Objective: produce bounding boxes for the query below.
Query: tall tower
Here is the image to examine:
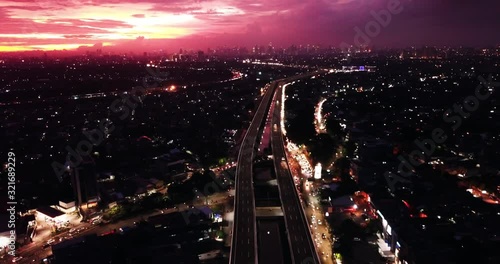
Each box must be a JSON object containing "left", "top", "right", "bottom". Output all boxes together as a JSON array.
[{"left": 70, "top": 155, "right": 99, "bottom": 211}]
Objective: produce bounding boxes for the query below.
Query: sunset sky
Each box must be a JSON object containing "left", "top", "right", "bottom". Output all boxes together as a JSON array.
[{"left": 1, "top": 0, "right": 499, "bottom": 53}]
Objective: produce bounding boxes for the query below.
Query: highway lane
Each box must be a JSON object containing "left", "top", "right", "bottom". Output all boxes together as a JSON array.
[
  {"left": 231, "top": 71, "right": 327, "bottom": 264},
  {"left": 257, "top": 220, "right": 285, "bottom": 264},
  {"left": 230, "top": 82, "right": 278, "bottom": 264},
  {"left": 271, "top": 76, "right": 321, "bottom": 264}
]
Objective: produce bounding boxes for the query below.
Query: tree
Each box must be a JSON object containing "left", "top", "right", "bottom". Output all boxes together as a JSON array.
[
  {"left": 326, "top": 117, "right": 345, "bottom": 139},
  {"left": 337, "top": 219, "right": 360, "bottom": 257},
  {"left": 308, "top": 133, "right": 337, "bottom": 165},
  {"left": 168, "top": 183, "right": 194, "bottom": 203},
  {"left": 343, "top": 140, "right": 356, "bottom": 158},
  {"left": 286, "top": 104, "right": 316, "bottom": 145},
  {"left": 140, "top": 192, "right": 164, "bottom": 209},
  {"left": 338, "top": 218, "right": 364, "bottom": 242},
  {"left": 365, "top": 217, "right": 382, "bottom": 235},
  {"left": 191, "top": 171, "right": 214, "bottom": 192},
  {"left": 335, "top": 178, "right": 358, "bottom": 197}
]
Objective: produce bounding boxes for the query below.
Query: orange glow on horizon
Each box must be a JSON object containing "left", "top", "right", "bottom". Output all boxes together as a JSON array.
[
  {"left": 0, "top": 43, "right": 113, "bottom": 52},
  {"left": 0, "top": 1, "right": 238, "bottom": 52}
]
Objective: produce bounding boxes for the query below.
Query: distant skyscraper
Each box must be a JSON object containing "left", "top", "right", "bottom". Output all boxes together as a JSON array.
[
  {"left": 70, "top": 156, "right": 99, "bottom": 210},
  {"left": 197, "top": 50, "right": 205, "bottom": 61},
  {"left": 267, "top": 42, "right": 274, "bottom": 55}
]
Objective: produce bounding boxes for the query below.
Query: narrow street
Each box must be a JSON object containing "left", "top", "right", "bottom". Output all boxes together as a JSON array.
[{"left": 15, "top": 192, "right": 232, "bottom": 264}]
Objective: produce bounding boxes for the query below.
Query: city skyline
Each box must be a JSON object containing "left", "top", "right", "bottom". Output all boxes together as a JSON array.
[
  {"left": 1, "top": 1, "right": 500, "bottom": 264},
  {"left": 1, "top": 0, "right": 500, "bottom": 53}
]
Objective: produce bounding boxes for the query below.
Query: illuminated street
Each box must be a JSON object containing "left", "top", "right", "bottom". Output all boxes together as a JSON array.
[
  {"left": 315, "top": 98, "right": 328, "bottom": 134},
  {"left": 1, "top": 5, "right": 499, "bottom": 262},
  {"left": 304, "top": 183, "right": 335, "bottom": 264}
]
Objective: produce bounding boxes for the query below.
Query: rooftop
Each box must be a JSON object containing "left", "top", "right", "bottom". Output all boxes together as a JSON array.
[{"left": 37, "top": 206, "right": 65, "bottom": 218}]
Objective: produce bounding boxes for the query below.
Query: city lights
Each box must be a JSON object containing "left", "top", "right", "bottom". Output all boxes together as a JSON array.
[
  {"left": 314, "top": 163, "right": 322, "bottom": 180},
  {"left": 315, "top": 98, "right": 328, "bottom": 134},
  {"left": 0, "top": 5, "right": 498, "bottom": 262}
]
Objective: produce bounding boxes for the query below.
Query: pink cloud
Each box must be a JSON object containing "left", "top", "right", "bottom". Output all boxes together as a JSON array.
[{"left": 1, "top": 0, "right": 500, "bottom": 53}]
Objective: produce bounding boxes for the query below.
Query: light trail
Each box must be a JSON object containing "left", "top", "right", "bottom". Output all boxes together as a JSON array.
[{"left": 315, "top": 98, "right": 327, "bottom": 134}]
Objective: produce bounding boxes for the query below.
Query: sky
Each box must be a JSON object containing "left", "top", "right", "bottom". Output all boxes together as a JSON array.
[{"left": 0, "top": 0, "right": 499, "bottom": 53}]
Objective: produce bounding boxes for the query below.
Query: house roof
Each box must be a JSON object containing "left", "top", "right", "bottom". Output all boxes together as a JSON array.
[{"left": 37, "top": 206, "right": 65, "bottom": 218}]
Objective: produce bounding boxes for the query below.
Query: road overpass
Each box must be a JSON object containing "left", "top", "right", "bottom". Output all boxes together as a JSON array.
[
  {"left": 270, "top": 74, "right": 323, "bottom": 264},
  {"left": 230, "top": 82, "right": 279, "bottom": 264},
  {"left": 231, "top": 70, "right": 328, "bottom": 264}
]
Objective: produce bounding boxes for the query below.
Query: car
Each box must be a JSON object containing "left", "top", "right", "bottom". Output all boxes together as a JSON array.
[
  {"left": 119, "top": 226, "right": 131, "bottom": 233},
  {"left": 134, "top": 220, "right": 147, "bottom": 226},
  {"left": 361, "top": 214, "right": 370, "bottom": 221},
  {"left": 322, "top": 233, "right": 326, "bottom": 239},
  {"left": 12, "top": 256, "right": 23, "bottom": 262},
  {"left": 42, "top": 243, "right": 51, "bottom": 249}
]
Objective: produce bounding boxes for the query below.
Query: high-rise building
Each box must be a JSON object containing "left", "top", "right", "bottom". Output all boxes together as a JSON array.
[
  {"left": 70, "top": 155, "right": 99, "bottom": 210},
  {"left": 267, "top": 42, "right": 274, "bottom": 54},
  {"left": 197, "top": 50, "right": 205, "bottom": 61}
]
